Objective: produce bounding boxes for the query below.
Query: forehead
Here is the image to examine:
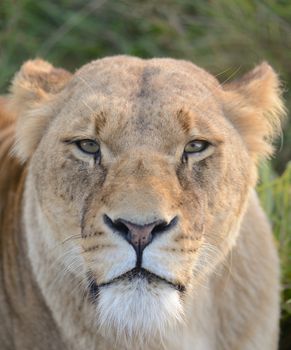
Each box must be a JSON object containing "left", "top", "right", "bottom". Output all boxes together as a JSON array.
[{"left": 57, "top": 56, "right": 226, "bottom": 150}]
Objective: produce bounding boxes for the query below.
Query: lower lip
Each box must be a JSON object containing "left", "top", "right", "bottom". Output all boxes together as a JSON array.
[{"left": 97, "top": 268, "right": 186, "bottom": 293}]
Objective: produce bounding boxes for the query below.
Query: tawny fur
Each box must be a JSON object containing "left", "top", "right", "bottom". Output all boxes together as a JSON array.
[{"left": 0, "top": 56, "right": 285, "bottom": 349}]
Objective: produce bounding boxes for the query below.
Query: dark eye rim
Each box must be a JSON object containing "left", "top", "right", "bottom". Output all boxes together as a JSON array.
[
  {"left": 184, "top": 139, "right": 211, "bottom": 154},
  {"left": 75, "top": 139, "right": 100, "bottom": 155}
]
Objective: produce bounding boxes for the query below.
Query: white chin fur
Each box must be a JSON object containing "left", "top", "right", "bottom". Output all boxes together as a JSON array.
[{"left": 96, "top": 278, "right": 184, "bottom": 348}]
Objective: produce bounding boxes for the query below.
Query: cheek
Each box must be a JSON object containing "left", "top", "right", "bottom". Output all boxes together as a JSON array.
[
  {"left": 178, "top": 153, "right": 252, "bottom": 241},
  {"left": 32, "top": 152, "right": 107, "bottom": 235},
  {"left": 37, "top": 150, "right": 106, "bottom": 204},
  {"left": 55, "top": 158, "right": 92, "bottom": 201}
]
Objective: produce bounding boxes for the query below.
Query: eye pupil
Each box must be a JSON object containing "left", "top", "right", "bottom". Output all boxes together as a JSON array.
[
  {"left": 190, "top": 141, "right": 203, "bottom": 150},
  {"left": 77, "top": 139, "right": 100, "bottom": 155}
]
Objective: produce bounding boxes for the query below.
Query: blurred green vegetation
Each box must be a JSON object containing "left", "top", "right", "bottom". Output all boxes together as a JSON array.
[
  {"left": 258, "top": 162, "right": 291, "bottom": 350},
  {"left": 0, "top": 0, "right": 290, "bottom": 348}
]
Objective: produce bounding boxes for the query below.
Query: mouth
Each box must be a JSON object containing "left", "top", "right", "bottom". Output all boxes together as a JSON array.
[{"left": 88, "top": 268, "right": 185, "bottom": 300}]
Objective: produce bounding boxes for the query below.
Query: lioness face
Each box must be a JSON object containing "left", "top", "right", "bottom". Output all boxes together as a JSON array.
[{"left": 12, "top": 56, "right": 284, "bottom": 341}]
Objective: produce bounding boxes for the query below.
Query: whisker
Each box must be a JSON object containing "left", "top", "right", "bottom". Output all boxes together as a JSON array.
[
  {"left": 46, "top": 245, "right": 89, "bottom": 303},
  {"left": 81, "top": 99, "right": 95, "bottom": 114},
  {"left": 199, "top": 235, "right": 235, "bottom": 282},
  {"left": 77, "top": 75, "right": 96, "bottom": 94},
  {"left": 61, "top": 234, "right": 82, "bottom": 245},
  {"left": 220, "top": 65, "right": 241, "bottom": 86},
  {"left": 214, "top": 66, "right": 235, "bottom": 78},
  {"left": 75, "top": 75, "right": 101, "bottom": 116},
  {"left": 190, "top": 65, "right": 241, "bottom": 116}
]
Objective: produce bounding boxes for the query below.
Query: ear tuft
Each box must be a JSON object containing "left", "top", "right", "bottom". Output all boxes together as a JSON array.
[
  {"left": 8, "top": 59, "right": 72, "bottom": 162},
  {"left": 9, "top": 59, "right": 71, "bottom": 113},
  {"left": 223, "top": 62, "right": 286, "bottom": 161}
]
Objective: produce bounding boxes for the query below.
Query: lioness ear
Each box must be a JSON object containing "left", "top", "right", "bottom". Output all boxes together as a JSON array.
[
  {"left": 9, "top": 59, "right": 72, "bottom": 162},
  {"left": 223, "top": 62, "right": 286, "bottom": 161}
]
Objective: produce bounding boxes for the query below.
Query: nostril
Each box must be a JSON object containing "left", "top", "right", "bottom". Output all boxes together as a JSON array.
[
  {"left": 103, "top": 214, "right": 130, "bottom": 238},
  {"left": 113, "top": 220, "right": 130, "bottom": 236},
  {"left": 103, "top": 214, "right": 115, "bottom": 230},
  {"left": 152, "top": 216, "right": 178, "bottom": 235},
  {"left": 151, "top": 221, "right": 168, "bottom": 235}
]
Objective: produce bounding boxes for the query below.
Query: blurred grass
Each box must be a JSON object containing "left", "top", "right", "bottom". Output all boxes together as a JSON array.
[
  {"left": 259, "top": 163, "right": 291, "bottom": 317},
  {"left": 258, "top": 163, "right": 291, "bottom": 349},
  {"left": 0, "top": 0, "right": 290, "bottom": 348}
]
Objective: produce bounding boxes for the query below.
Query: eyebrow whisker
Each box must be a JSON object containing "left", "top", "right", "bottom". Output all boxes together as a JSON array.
[
  {"left": 189, "top": 65, "right": 241, "bottom": 116},
  {"left": 81, "top": 99, "right": 95, "bottom": 114},
  {"left": 220, "top": 65, "right": 241, "bottom": 87},
  {"left": 77, "top": 75, "right": 96, "bottom": 94}
]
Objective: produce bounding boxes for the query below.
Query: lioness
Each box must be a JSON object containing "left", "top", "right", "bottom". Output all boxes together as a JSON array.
[{"left": 0, "top": 56, "right": 285, "bottom": 350}]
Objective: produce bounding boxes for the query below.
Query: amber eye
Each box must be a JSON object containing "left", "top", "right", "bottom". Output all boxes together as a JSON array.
[
  {"left": 184, "top": 140, "right": 210, "bottom": 154},
  {"left": 76, "top": 139, "right": 100, "bottom": 155}
]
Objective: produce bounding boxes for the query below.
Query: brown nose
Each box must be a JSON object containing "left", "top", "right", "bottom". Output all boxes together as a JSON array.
[{"left": 104, "top": 215, "right": 178, "bottom": 266}]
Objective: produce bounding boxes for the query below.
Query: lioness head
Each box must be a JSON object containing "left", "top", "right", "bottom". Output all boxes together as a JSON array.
[{"left": 10, "top": 56, "right": 284, "bottom": 344}]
